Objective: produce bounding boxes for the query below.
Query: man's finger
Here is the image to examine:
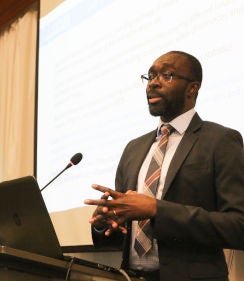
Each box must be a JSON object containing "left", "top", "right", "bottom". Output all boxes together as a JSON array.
[
  {"left": 91, "top": 184, "right": 119, "bottom": 198},
  {"left": 84, "top": 198, "right": 109, "bottom": 206}
]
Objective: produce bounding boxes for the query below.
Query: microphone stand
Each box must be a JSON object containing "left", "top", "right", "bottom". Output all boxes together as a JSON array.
[{"left": 40, "top": 167, "right": 68, "bottom": 192}]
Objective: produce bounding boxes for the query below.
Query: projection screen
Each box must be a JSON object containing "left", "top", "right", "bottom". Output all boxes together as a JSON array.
[{"left": 37, "top": 0, "right": 244, "bottom": 212}]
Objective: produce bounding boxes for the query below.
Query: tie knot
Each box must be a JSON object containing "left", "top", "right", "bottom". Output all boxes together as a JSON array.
[{"left": 160, "top": 124, "right": 174, "bottom": 136}]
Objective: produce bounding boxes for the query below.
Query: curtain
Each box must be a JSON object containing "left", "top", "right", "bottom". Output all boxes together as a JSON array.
[{"left": 0, "top": 2, "right": 38, "bottom": 181}]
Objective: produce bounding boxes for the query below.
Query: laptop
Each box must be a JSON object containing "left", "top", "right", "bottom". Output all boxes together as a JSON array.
[
  {"left": 0, "top": 175, "right": 121, "bottom": 275},
  {"left": 0, "top": 176, "right": 63, "bottom": 259}
]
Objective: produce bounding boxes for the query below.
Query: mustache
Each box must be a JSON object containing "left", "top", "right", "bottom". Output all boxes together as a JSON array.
[{"left": 147, "top": 91, "right": 166, "bottom": 100}]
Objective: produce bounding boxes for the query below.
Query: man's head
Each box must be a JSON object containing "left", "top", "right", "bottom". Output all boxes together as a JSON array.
[{"left": 144, "top": 51, "right": 202, "bottom": 122}]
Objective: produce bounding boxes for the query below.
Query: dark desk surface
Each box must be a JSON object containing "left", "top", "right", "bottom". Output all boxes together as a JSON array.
[{"left": 0, "top": 245, "right": 139, "bottom": 281}]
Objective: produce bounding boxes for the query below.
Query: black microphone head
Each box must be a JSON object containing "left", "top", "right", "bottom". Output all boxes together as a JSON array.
[
  {"left": 65, "top": 152, "right": 83, "bottom": 169},
  {"left": 70, "top": 152, "right": 83, "bottom": 165}
]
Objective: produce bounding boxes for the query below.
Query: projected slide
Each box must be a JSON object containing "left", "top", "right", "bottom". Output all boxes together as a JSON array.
[{"left": 37, "top": 0, "right": 244, "bottom": 212}]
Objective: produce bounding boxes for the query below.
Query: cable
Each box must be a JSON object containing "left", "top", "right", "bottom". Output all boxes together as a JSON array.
[
  {"left": 65, "top": 256, "right": 75, "bottom": 280},
  {"left": 118, "top": 268, "right": 132, "bottom": 281},
  {"left": 65, "top": 257, "right": 132, "bottom": 281}
]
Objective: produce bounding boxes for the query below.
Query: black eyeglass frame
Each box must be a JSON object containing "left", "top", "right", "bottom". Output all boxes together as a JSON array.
[{"left": 141, "top": 72, "right": 194, "bottom": 83}]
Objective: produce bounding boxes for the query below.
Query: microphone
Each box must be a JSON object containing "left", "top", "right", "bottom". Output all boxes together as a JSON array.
[{"left": 40, "top": 152, "right": 83, "bottom": 192}]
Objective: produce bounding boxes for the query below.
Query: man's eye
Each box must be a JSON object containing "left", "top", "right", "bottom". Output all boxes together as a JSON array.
[
  {"left": 148, "top": 73, "right": 156, "bottom": 80},
  {"left": 162, "top": 73, "right": 173, "bottom": 80},
  {"left": 162, "top": 73, "right": 171, "bottom": 78}
]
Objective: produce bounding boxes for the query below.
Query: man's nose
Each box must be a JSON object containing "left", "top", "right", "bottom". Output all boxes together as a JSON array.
[{"left": 148, "top": 77, "right": 161, "bottom": 88}]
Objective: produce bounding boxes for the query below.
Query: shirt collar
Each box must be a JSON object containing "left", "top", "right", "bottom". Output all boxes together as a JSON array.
[{"left": 157, "top": 108, "right": 196, "bottom": 137}]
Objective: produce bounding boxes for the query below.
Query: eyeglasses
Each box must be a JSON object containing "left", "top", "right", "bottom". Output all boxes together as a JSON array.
[{"left": 141, "top": 72, "right": 194, "bottom": 84}]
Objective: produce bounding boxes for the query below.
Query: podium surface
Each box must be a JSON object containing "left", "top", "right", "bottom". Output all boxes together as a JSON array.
[{"left": 0, "top": 245, "right": 139, "bottom": 281}]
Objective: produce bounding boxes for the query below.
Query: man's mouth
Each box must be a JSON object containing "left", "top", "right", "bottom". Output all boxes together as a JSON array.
[{"left": 148, "top": 97, "right": 162, "bottom": 104}]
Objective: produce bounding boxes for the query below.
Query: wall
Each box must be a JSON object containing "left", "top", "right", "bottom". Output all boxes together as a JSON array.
[{"left": 40, "top": 0, "right": 64, "bottom": 17}]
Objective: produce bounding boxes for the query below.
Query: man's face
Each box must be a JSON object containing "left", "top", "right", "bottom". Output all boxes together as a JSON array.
[{"left": 145, "top": 53, "right": 195, "bottom": 122}]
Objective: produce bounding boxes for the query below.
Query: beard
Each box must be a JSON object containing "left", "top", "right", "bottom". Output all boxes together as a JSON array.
[{"left": 147, "top": 94, "right": 185, "bottom": 121}]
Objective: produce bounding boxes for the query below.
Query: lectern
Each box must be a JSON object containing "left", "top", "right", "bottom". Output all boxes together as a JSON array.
[{"left": 0, "top": 245, "right": 140, "bottom": 281}]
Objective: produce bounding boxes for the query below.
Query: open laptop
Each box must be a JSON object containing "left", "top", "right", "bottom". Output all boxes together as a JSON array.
[
  {"left": 0, "top": 176, "right": 120, "bottom": 274},
  {"left": 0, "top": 176, "right": 138, "bottom": 276},
  {"left": 0, "top": 176, "right": 64, "bottom": 259}
]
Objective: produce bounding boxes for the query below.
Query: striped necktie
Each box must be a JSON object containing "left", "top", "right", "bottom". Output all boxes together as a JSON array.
[{"left": 134, "top": 124, "right": 174, "bottom": 257}]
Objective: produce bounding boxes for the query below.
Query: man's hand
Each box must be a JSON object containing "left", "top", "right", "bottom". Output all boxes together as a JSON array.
[{"left": 84, "top": 184, "right": 157, "bottom": 236}]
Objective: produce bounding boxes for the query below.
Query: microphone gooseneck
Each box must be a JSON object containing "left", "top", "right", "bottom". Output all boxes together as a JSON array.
[{"left": 40, "top": 152, "right": 83, "bottom": 192}]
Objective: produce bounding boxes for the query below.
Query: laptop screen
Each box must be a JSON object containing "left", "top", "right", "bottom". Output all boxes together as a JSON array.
[{"left": 0, "top": 176, "right": 63, "bottom": 258}]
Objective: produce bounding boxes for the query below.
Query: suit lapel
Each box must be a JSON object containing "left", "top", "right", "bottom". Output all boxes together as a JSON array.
[
  {"left": 134, "top": 131, "right": 157, "bottom": 180},
  {"left": 126, "top": 130, "right": 157, "bottom": 191},
  {"left": 161, "top": 113, "right": 202, "bottom": 198}
]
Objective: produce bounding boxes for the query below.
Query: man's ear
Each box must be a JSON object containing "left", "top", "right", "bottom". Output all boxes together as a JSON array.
[{"left": 187, "top": 82, "right": 200, "bottom": 99}]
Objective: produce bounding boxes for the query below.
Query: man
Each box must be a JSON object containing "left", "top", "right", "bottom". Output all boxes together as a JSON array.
[{"left": 84, "top": 51, "right": 244, "bottom": 281}]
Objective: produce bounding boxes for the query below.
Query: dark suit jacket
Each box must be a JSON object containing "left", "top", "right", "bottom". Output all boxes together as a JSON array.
[{"left": 92, "top": 113, "right": 244, "bottom": 281}]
